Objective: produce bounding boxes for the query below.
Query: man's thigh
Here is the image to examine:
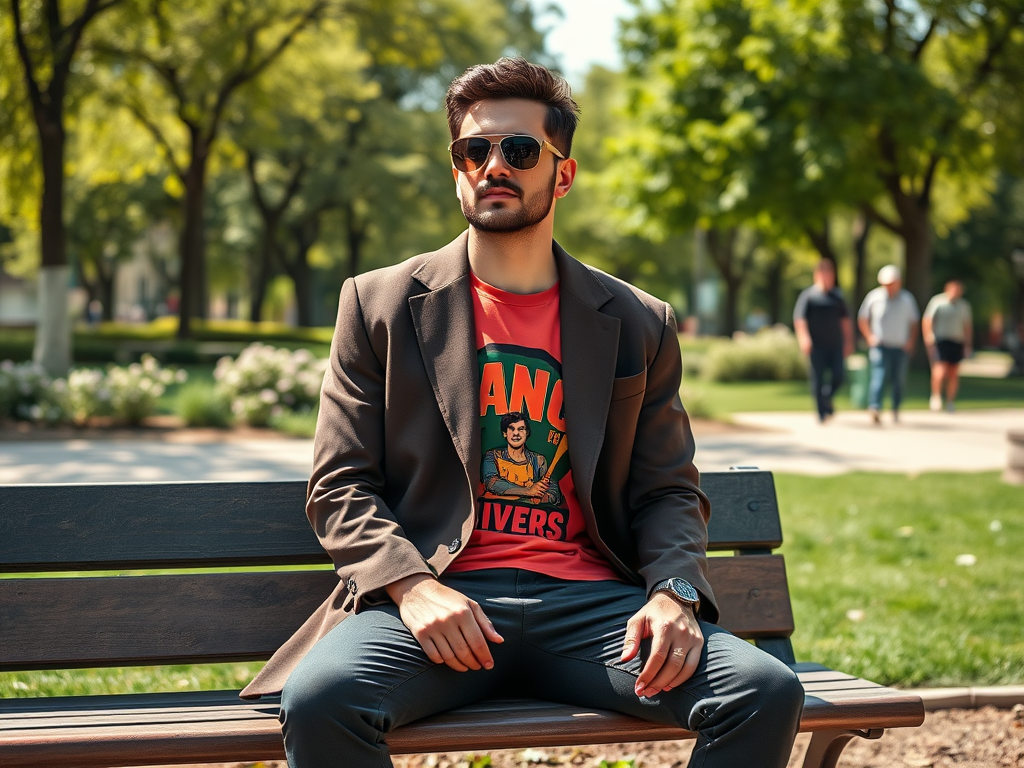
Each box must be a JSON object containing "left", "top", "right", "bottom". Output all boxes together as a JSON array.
[
  {"left": 281, "top": 570, "right": 520, "bottom": 734},
  {"left": 515, "top": 574, "right": 794, "bottom": 730}
]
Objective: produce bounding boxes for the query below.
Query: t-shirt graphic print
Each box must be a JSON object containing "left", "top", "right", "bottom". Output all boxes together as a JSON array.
[{"left": 446, "top": 274, "right": 620, "bottom": 582}]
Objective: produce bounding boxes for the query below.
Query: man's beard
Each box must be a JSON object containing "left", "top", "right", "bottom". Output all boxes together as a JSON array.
[{"left": 461, "top": 171, "right": 556, "bottom": 233}]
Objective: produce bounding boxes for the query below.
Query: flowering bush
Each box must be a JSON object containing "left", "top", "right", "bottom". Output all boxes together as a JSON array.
[
  {"left": 104, "top": 355, "right": 186, "bottom": 425},
  {"left": 0, "top": 360, "right": 64, "bottom": 422},
  {"left": 63, "top": 368, "right": 109, "bottom": 425},
  {"left": 0, "top": 356, "right": 185, "bottom": 426},
  {"left": 214, "top": 343, "right": 327, "bottom": 426}
]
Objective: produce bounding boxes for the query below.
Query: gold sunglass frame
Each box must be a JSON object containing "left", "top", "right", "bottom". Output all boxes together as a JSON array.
[{"left": 448, "top": 134, "right": 566, "bottom": 171}]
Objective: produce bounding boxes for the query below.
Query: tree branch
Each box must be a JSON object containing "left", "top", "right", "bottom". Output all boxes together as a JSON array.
[
  {"left": 911, "top": 16, "right": 936, "bottom": 61},
  {"left": 10, "top": 0, "right": 45, "bottom": 112},
  {"left": 863, "top": 203, "right": 904, "bottom": 236},
  {"left": 205, "top": 1, "right": 326, "bottom": 143},
  {"left": 120, "top": 100, "right": 185, "bottom": 181},
  {"left": 920, "top": 152, "right": 941, "bottom": 206}
]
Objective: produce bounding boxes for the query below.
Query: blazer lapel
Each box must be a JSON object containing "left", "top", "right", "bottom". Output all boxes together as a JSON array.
[
  {"left": 556, "top": 243, "right": 619, "bottom": 511},
  {"left": 408, "top": 232, "right": 481, "bottom": 491}
]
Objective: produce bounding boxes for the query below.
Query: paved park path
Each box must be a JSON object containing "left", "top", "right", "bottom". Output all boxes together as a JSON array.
[{"left": 1, "top": 407, "right": 1020, "bottom": 483}]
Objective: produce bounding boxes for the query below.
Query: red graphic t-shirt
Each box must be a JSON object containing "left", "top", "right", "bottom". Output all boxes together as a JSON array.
[{"left": 446, "top": 274, "right": 621, "bottom": 581}]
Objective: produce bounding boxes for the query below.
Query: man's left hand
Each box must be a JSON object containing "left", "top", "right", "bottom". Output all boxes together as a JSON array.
[{"left": 620, "top": 592, "right": 704, "bottom": 698}]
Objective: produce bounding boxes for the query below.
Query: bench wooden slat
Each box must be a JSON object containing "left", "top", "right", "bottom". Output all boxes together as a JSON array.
[
  {"left": 0, "top": 666, "right": 926, "bottom": 768},
  {"left": 0, "top": 556, "right": 793, "bottom": 670},
  {"left": 0, "top": 472, "right": 781, "bottom": 573}
]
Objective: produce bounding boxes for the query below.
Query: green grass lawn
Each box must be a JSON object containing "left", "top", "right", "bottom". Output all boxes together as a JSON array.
[
  {"left": 1, "top": 471, "right": 1020, "bottom": 697},
  {"left": 777, "top": 471, "right": 1024, "bottom": 687},
  {"left": 686, "top": 370, "right": 1024, "bottom": 416}
]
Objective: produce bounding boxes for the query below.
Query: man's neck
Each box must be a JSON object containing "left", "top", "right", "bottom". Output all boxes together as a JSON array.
[{"left": 468, "top": 223, "right": 558, "bottom": 295}]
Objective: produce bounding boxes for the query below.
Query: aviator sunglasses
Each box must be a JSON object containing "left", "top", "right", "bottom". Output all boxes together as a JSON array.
[{"left": 449, "top": 134, "right": 565, "bottom": 172}]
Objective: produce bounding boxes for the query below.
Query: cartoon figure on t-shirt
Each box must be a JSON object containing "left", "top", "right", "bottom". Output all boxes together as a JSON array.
[{"left": 482, "top": 411, "right": 563, "bottom": 505}]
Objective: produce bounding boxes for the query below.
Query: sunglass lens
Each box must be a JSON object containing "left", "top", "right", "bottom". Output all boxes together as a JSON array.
[
  {"left": 451, "top": 138, "right": 492, "bottom": 171},
  {"left": 500, "top": 136, "right": 542, "bottom": 170}
]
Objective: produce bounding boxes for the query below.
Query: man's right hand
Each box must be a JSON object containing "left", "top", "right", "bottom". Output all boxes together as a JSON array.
[{"left": 385, "top": 573, "right": 503, "bottom": 672}]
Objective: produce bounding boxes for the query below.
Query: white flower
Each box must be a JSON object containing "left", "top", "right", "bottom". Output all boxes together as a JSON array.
[
  {"left": 955, "top": 554, "right": 977, "bottom": 567},
  {"left": 845, "top": 609, "right": 865, "bottom": 622},
  {"left": 989, "top": 520, "right": 1002, "bottom": 533}
]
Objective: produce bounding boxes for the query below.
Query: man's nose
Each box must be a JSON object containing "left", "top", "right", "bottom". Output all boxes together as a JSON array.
[{"left": 481, "top": 144, "right": 512, "bottom": 177}]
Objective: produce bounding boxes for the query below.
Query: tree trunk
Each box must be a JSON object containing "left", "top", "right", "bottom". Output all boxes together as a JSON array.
[
  {"left": 283, "top": 216, "right": 320, "bottom": 328},
  {"left": 177, "top": 131, "right": 210, "bottom": 339},
  {"left": 901, "top": 208, "right": 933, "bottom": 315},
  {"left": 705, "top": 227, "right": 746, "bottom": 337},
  {"left": 32, "top": 121, "right": 71, "bottom": 375},
  {"left": 766, "top": 249, "right": 788, "bottom": 326},
  {"left": 852, "top": 212, "right": 872, "bottom": 344},
  {"left": 344, "top": 201, "right": 367, "bottom": 280},
  {"left": 249, "top": 221, "right": 278, "bottom": 323},
  {"left": 806, "top": 221, "right": 839, "bottom": 281}
]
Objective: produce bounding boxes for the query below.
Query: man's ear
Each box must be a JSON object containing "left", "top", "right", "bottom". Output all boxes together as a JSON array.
[{"left": 554, "top": 157, "right": 577, "bottom": 199}]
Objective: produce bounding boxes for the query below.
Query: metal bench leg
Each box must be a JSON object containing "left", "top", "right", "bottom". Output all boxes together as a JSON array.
[{"left": 801, "top": 728, "right": 884, "bottom": 768}]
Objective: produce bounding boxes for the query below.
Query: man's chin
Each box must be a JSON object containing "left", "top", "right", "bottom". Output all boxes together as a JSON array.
[{"left": 465, "top": 211, "right": 533, "bottom": 234}]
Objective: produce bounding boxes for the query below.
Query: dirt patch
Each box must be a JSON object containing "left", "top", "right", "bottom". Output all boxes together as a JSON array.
[{"left": 157, "top": 705, "right": 1023, "bottom": 768}]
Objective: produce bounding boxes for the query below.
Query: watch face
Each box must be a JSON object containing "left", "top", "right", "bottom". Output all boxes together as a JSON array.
[{"left": 669, "top": 578, "right": 699, "bottom": 603}]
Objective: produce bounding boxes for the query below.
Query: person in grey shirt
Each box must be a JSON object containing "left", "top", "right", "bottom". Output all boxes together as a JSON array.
[
  {"left": 793, "top": 260, "right": 853, "bottom": 422},
  {"left": 923, "top": 279, "right": 972, "bottom": 413},
  {"left": 857, "top": 265, "right": 920, "bottom": 424}
]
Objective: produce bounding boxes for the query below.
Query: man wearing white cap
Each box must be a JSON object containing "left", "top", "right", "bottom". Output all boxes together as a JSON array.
[{"left": 857, "top": 265, "right": 920, "bottom": 424}]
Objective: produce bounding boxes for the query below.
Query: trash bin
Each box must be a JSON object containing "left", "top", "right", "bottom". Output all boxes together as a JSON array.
[{"left": 847, "top": 353, "right": 869, "bottom": 409}]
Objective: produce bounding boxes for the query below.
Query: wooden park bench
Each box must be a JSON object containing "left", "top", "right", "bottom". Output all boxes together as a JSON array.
[{"left": 0, "top": 470, "right": 924, "bottom": 767}]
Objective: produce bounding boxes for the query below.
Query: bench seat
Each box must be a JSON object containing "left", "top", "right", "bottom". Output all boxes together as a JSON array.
[
  {"left": 0, "top": 664, "right": 924, "bottom": 768},
  {"left": 0, "top": 473, "right": 924, "bottom": 768}
]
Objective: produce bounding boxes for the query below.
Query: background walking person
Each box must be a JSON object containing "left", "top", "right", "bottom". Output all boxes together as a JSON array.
[
  {"left": 923, "top": 279, "right": 972, "bottom": 413},
  {"left": 793, "top": 259, "right": 853, "bottom": 422},
  {"left": 858, "top": 265, "right": 920, "bottom": 425}
]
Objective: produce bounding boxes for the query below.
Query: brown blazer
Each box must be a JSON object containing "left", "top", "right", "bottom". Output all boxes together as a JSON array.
[{"left": 241, "top": 231, "right": 714, "bottom": 699}]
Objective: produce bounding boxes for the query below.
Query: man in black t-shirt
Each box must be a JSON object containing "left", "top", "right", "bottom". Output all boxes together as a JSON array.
[{"left": 793, "top": 260, "right": 853, "bottom": 422}]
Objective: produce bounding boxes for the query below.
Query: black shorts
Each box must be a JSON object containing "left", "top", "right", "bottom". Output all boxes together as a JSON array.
[{"left": 935, "top": 340, "right": 965, "bottom": 364}]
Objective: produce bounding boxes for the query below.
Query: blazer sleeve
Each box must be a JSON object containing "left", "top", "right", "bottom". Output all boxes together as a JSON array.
[
  {"left": 626, "top": 302, "right": 717, "bottom": 622},
  {"left": 307, "top": 278, "right": 433, "bottom": 612}
]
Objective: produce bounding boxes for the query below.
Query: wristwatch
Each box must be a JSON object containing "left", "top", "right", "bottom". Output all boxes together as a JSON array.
[{"left": 651, "top": 578, "right": 700, "bottom": 613}]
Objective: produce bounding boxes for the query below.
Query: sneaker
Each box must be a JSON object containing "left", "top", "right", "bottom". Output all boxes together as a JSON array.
[
  {"left": 946, "top": 401, "right": 956, "bottom": 413},
  {"left": 869, "top": 408, "right": 881, "bottom": 425},
  {"left": 929, "top": 395, "right": 942, "bottom": 412}
]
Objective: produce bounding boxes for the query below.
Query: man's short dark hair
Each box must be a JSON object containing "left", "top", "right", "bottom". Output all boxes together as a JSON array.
[
  {"left": 445, "top": 57, "right": 580, "bottom": 158},
  {"left": 500, "top": 411, "right": 531, "bottom": 437}
]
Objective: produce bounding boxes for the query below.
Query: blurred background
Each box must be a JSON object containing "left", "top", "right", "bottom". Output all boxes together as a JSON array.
[{"left": 3, "top": 0, "right": 1023, "bottom": 374}]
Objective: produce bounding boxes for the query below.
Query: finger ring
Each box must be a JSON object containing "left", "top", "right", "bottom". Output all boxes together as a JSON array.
[{"left": 672, "top": 647, "right": 687, "bottom": 658}]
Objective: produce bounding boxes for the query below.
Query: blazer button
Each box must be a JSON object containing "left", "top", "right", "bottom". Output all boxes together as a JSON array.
[
  {"left": 447, "top": 538, "right": 462, "bottom": 554},
  {"left": 347, "top": 578, "right": 357, "bottom": 594}
]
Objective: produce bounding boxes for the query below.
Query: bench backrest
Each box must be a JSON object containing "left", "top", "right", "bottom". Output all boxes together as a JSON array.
[{"left": 0, "top": 470, "right": 794, "bottom": 673}]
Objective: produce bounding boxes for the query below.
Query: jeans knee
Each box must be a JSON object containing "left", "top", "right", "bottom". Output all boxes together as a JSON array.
[
  {"left": 759, "top": 663, "right": 804, "bottom": 717},
  {"left": 280, "top": 662, "right": 365, "bottom": 734}
]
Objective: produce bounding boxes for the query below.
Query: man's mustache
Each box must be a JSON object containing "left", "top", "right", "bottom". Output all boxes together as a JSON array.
[{"left": 476, "top": 179, "right": 523, "bottom": 198}]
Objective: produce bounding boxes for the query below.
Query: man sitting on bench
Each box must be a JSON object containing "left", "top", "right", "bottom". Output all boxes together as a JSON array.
[{"left": 242, "top": 57, "right": 804, "bottom": 768}]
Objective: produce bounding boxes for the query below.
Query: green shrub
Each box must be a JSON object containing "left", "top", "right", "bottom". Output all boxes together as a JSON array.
[
  {"left": 679, "top": 386, "right": 715, "bottom": 419},
  {"left": 0, "top": 360, "right": 64, "bottom": 422},
  {"left": 175, "top": 381, "right": 232, "bottom": 428},
  {"left": 104, "top": 355, "right": 186, "bottom": 425},
  {"left": 268, "top": 407, "right": 319, "bottom": 438},
  {"left": 63, "top": 368, "right": 108, "bottom": 425},
  {"left": 700, "top": 328, "right": 807, "bottom": 382},
  {"left": 215, "top": 342, "right": 327, "bottom": 426}
]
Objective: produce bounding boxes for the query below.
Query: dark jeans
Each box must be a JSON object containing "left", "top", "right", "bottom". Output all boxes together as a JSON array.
[
  {"left": 809, "top": 345, "right": 845, "bottom": 420},
  {"left": 281, "top": 569, "right": 804, "bottom": 768},
  {"left": 868, "top": 345, "right": 908, "bottom": 412}
]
